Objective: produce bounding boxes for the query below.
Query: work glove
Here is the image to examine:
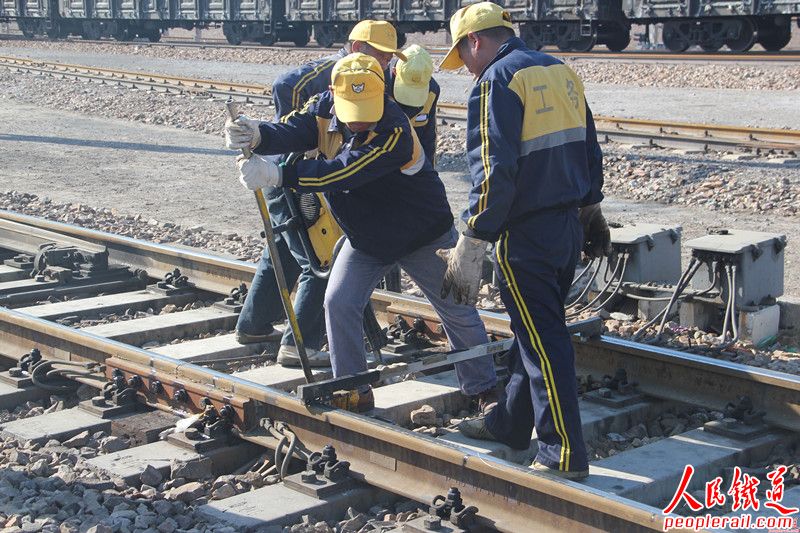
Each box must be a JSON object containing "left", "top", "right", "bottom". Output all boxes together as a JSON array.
[
  {"left": 579, "top": 202, "right": 612, "bottom": 258},
  {"left": 438, "top": 234, "right": 489, "bottom": 306},
  {"left": 225, "top": 115, "right": 262, "bottom": 150},
  {"left": 236, "top": 155, "right": 282, "bottom": 191}
]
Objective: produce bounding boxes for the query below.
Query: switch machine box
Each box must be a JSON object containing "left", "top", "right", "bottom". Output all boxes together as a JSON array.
[
  {"left": 606, "top": 223, "right": 683, "bottom": 284},
  {"left": 686, "top": 229, "right": 786, "bottom": 308}
]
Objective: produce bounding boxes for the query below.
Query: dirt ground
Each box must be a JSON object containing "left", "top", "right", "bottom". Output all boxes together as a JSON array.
[{"left": 1, "top": 98, "right": 798, "bottom": 297}]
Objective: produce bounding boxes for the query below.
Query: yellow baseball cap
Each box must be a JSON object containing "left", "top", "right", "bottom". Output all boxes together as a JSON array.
[
  {"left": 440, "top": 2, "right": 514, "bottom": 70},
  {"left": 330, "top": 53, "right": 385, "bottom": 123},
  {"left": 348, "top": 20, "right": 407, "bottom": 61},
  {"left": 393, "top": 44, "right": 433, "bottom": 107}
]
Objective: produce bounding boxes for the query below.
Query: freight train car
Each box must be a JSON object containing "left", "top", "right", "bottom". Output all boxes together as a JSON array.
[{"left": 6, "top": 0, "right": 799, "bottom": 52}]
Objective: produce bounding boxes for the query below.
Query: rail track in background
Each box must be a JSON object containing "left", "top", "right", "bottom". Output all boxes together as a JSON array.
[
  {"left": 3, "top": 54, "right": 798, "bottom": 155},
  {"left": 3, "top": 30, "right": 800, "bottom": 61},
  {"left": 0, "top": 209, "right": 798, "bottom": 531}
]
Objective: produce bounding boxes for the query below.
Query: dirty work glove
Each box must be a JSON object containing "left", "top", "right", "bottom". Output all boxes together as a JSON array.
[
  {"left": 236, "top": 155, "right": 282, "bottom": 191},
  {"left": 225, "top": 115, "right": 262, "bottom": 150},
  {"left": 579, "top": 202, "right": 612, "bottom": 258},
  {"left": 438, "top": 234, "right": 488, "bottom": 306}
]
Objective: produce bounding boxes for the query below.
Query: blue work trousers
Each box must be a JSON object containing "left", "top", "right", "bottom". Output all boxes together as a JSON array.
[
  {"left": 235, "top": 188, "right": 327, "bottom": 350},
  {"left": 485, "top": 209, "right": 589, "bottom": 473},
  {"left": 324, "top": 227, "right": 497, "bottom": 396}
]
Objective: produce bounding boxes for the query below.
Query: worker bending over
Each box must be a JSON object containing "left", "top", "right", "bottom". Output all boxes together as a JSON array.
[
  {"left": 439, "top": 2, "right": 610, "bottom": 480},
  {"left": 225, "top": 53, "right": 497, "bottom": 412},
  {"left": 234, "top": 20, "right": 407, "bottom": 368}
]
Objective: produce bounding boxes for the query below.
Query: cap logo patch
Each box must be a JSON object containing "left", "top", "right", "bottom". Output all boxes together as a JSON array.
[{"left": 351, "top": 83, "right": 365, "bottom": 93}]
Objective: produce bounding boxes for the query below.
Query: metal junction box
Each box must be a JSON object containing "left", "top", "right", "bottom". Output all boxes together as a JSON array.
[
  {"left": 686, "top": 229, "right": 786, "bottom": 307},
  {"left": 607, "top": 223, "right": 682, "bottom": 284}
]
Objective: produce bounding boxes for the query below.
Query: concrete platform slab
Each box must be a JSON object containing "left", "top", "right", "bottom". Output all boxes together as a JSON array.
[
  {"left": 0, "top": 381, "right": 52, "bottom": 411},
  {"left": 154, "top": 332, "right": 280, "bottom": 362},
  {"left": 584, "top": 429, "right": 786, "bottom": 507},
  {"left": 439, "top": 399, "right": 667, "bottom": 464},
  {"left": 0, "top": 407, "right": 110, "bottom": 444},
  {"left": 81, "top": 307, "right": 238, "bottom": 346},
  {"left": 86, "top": 440, "right": 201, "bottom": 485},
  {"left": 17, "top": 290, "right": 194, "bottom": 321},
  {"left": 0, "top": 265, "right": 27, "bottom": 282},
  {"left": 368, "top": 371, "right": 468, "bottom": 426},
  {"left": 199, "top": 483, "right": 374, "bottom": 530}
]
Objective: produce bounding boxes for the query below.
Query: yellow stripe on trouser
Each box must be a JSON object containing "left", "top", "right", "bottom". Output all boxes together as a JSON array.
[
  {"left": 468, "top": 81, "right": 491, "bottom": 230},
  {"left": 495, "top": 231, "right": 571, "bottom": 470},
  {"left": 298, "top": 128, "right": 402, "bottom": 186}
]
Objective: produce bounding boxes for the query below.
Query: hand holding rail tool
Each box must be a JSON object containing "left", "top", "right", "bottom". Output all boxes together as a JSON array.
[{"left": 226, "top": 100, "right": 315, "bottom": 384}]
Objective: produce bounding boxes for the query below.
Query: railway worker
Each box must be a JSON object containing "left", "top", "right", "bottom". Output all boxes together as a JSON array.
[
  {"left": 438, "top": 2, "right": 610, "bottom": 480},
  {"left": 225, "top": 53, "right": 498, "bottom": 412},
  {"left": 234, "top": 19, "right": 408, "bottom": 369},
  {"left": 387, "top": 44, "right": 440, "bottom": 164}
]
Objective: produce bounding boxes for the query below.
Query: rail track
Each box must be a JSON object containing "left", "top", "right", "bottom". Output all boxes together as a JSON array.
[
  {"left": 3, "top": 31, "right": 800, "bottom": 62},
  {"left": 0, "top": 209, "right": 797, "bottom": 531},
  {"left": 3, "top": 54, "right": 798, "bottom": 155}
]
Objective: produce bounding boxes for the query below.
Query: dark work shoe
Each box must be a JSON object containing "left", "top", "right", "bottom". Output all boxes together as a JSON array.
[
  {"left": 476, "top": 388, "right": 500, "bottom": 414},
  {"left": 531, "top": 461, "right": 589, "bottom": 481},
  {"left": 235, "top": 327, "right": 282, "bottom": 344},
  {"left": 457, "top": 417, "right": 498, "bottom": 442}
]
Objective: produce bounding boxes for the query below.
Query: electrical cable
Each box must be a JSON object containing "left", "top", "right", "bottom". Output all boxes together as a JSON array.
[
  {"left": 567, "top": 252, "right": 627, "bottom": 318},
  {"left": 632, "top": 257, "right": 701, "bottom": 341},
  {"left": 565, "top": 263, "right": 601, "bottom": 309}
]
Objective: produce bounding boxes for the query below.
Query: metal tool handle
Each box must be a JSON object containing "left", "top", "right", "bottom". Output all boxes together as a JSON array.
[{"left": 226, "top": 100, "right": 314, "bottom": 384}]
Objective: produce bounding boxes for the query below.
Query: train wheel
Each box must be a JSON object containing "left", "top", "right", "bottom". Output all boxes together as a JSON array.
[
  {"left": 314, "top": 25, "right": 335, "bottom": 48},
  {"left": 725, "top": 18, "right": 755, "bottom": 52},
  {"left": 146, "top": 29, "right": 161, "bottom": 42},
  {"left": 222, "top": 23, "right": 243, "bottom": 45},
  {"left": 258, "top": 35, "right": 276, "bottom": 46},
  {"left": 757, "top": 17, "right": 791, "bottom": 51},
  {"left": 700, "top": 41, "right": 722, "bottom": 52},
  {"left": 293, "top": 30, "right": 309, "bottom": 47},
  {"left": 663, "top": 23, "right": 690, "bottom": 52},
  {"left": 397, "top": 32, "right": 406, "bottom": 47},
  {"left": 18, "top": 21, "right": 36, "bottom": 39},
  {"left": 45, "top": 22, "right": 62, "bottom": 40},
  {"left": 571, "top": 35, "right": 596, "bottom": 53},
  {"left": 605, "top": 31, "right": 630, "bottom": 52}
]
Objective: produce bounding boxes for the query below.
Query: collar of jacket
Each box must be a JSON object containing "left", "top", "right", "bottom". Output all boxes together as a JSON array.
[{"left": 476, "top": 36, "right": 527, "bottom": 82}]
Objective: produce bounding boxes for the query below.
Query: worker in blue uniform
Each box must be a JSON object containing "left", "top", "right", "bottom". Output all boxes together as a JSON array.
[
  {"left": 234, "top": 20, "right": 408, "bottom": 369},
  {"left": 438, "top": 2, "right": 611, "bottom": 480},
  {"left": 225, "top": 53, "right": 498, "bottom": 412}
]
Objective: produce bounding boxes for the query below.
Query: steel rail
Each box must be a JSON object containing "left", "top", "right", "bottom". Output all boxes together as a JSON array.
[
  {"left": 2, "top": 210, "right": 799, "bottom": 433},
  {"left": 0, "top": 55, "right": 271, "bottom": 100},
  {"left": 0, "top": 306, "right": 664, "bottom": 532},
  {"left": 436, "top": 102, "right": 800, "bottom": 152}
]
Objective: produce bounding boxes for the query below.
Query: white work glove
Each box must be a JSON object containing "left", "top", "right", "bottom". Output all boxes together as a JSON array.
[
  {"left": 438, "top": 234, "right": 489, "bottom": 306},
  {"left": 224, "top": 115, "right": 262, "bottom": 150},
  {"left": 236, "top": 155, "right": 282, "bottom": 191},
  {"left": 578, "top": 202, "right": 612, "bottom": 259}
]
